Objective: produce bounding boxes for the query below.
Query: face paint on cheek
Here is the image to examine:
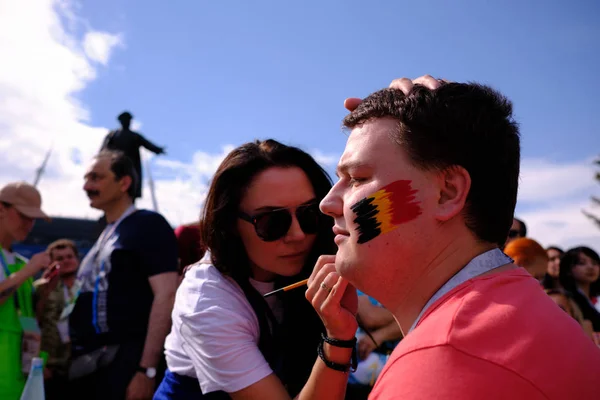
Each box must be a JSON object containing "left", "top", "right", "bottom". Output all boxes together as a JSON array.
[{"left": 350, "top": 180, "right": 422, "bottom": 244}]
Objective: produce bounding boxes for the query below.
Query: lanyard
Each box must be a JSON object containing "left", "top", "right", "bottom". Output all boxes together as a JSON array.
[
  {"left": 92, "top": 260, "right": 107, "bottom": 333},
  {"left": 408, "top": 248, "right": 513, "bottom": 333},
  {"left": 62, "top": 205, "right": 137, "bottom": 323},
  {"left": 0, "top": 248, "right": 11, "bottom": 277},
  {"left": 0, "top": 247, "right": 24, "bottom": 312}
]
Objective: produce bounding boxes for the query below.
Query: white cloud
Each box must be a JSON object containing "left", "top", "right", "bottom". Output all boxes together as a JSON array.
[
  {"left": 518, "top": 158, "right": 596, "bottom": 204},
  {"left": 130, "top": 119, "right": 142, "bottom": 131},
  {"left": 310, "top": 149, "right": 339, "bottom": 167},
  {"left": 519, "top": 200, "right": 599, "bottom": 250},
  {"left": 83, "top": 31, "right": 123, "bottom": 65},
  {"left": 516, "top": 159, "right": 599, "bottom": 249},
  {"left": 0, "top": 0, "right": 214, "bottom": 225}
]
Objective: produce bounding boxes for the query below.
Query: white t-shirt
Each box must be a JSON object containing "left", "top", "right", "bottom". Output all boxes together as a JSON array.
[{"left": 164, "top": 261, "right": 284, "bottom": 394}]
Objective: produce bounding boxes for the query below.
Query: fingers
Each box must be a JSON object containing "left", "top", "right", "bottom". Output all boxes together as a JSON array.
[
  {"left": 411, "top": 74, "right": 443, "bottom": 90},
  {"left": 347, "top": 74, "right": 449, "bottom": 113},
  {"left": 306, "top": 261, "right": 337, "bottom": 303},
  {"left": 388, "top": 77, "right": 414, "bottom": 94},
  {"left": 307, "top": 254, "right": 336, "bottom": 286},
  {"left": 41, "top": 262, "right": 59, "bottom": 279},
  {"left": 344, "top": 97, "right": 363, "bottom": 112},
  {"left": 326, "top": 274, "right": 348, "bottom": 309}
]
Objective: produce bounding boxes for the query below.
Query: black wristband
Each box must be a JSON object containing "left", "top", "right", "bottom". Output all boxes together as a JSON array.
[
  {"left": 321, "top": 333, "right": 357, "bottom": 348},
  {"left": 317, "top": 337, "right": 358, "bottom": 373}
]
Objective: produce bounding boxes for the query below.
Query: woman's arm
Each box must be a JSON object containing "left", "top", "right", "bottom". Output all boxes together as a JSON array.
[{"left": 230, "top": 255, "right": 358, "bottom": 400}]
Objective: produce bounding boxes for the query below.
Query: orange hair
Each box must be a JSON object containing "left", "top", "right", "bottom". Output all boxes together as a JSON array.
[{"left": 504, "top": 237, "right": 548, "bottom": 268}]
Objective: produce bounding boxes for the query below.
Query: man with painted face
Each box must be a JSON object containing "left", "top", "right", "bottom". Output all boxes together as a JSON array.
[
  {"left": 67, "top": 150, "right": 178, "bottom": 400},
  {"left": 318, "top": 76, "right": 600, "bottom": 399}
]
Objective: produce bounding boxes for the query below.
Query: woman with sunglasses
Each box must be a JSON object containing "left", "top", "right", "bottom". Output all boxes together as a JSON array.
[{"left": 155, "top": 139, "right": 358, "bottom": 400}]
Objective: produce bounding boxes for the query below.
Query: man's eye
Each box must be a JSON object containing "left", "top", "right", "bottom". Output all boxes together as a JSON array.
[{"left": 348, "top": 177, "right": 367, "bottom": 186}]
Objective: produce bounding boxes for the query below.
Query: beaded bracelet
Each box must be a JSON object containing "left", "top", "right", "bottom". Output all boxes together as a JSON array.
[
  {"left": 321, "top": 333, "right": 357, "bottom": 348},
  {"left": 317, "top": 334, "right": 358, "bottom": 373}
]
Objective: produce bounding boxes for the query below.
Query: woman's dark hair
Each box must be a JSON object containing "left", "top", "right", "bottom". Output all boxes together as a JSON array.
[
  {"left": 200, "top": 139, "right": 335, "bottom": 396},
  {"left": 546, "top": 246, "right": 564, "bottom": 255},
  {"left": 558, "top": 246, "right": 600, "bottom": 330},
  {"left": 541, "top": 246, "right": 565, "bottom": 290}
]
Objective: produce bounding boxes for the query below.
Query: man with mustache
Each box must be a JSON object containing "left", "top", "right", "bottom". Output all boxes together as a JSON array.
[
  {"left": 66, "top": 150, "right": 178, "bottom": 400},
  {"left": 316, "top": 76, "right": 600, "bottom": 399}
]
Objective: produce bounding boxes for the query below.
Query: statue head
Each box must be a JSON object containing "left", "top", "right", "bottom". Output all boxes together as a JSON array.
[{"left": 118, "top": 111, "right": 133, "bottom": 129}]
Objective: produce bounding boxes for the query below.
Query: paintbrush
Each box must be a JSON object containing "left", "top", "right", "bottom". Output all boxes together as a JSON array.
[
  {"left": 263, "top": 278, "right": 309, "bottom": 298},
  {"left": 262, "top": 278, "right": 381, "bottom": 348}
]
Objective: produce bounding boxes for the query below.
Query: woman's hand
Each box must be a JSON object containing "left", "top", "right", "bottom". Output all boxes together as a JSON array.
[{"left": 306, "top": 255, "right": 358, "bottom": 340}]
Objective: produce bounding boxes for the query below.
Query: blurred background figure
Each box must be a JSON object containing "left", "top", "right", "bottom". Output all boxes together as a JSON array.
[
  {"left": 346, "top": 292, "right": 403, "bottom": 400},
  {"left": 36, "top": 239, "right": 81, "bottom": 400},
  {"left": 559, "top": 247, "right": 600, "bottom": 333},
  {"left": 503, "top": 237, "right": 548, "bottom": 281},
  {"left": 544, "top": 288, "right": 594, "bottom": 340},
  {"left": 504, "top": 217, "right": 527, "bottom": 248},
  {"left": 543, "top": 246, "right": 564, "bottom": 290},
  {"left": 100, "top": 111, "right": 166, "bottom": 199},
  {"left": 0, "top": 182, "right": 52, "bottom": 400},
  {"left": 173, "top": 221, "right": 205, "bottom": 277}
]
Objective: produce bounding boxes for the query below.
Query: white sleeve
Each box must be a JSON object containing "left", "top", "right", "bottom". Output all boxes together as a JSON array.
[{"left": 179, "top": 293, "right": 274, "bottom": 394}]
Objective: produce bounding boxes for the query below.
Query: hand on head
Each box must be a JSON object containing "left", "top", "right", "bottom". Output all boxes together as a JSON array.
[{"left": 344, "top": 74, "right": 449, "bottom": 111}]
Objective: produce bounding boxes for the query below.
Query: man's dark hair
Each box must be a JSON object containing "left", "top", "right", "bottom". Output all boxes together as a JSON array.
[
  {"left": 344, "top": 83, "right": 520, "bottom": 247},
  {"left": 96, "top": 150, "right": 139, "bottom": 199},
  {"left": 514, "top": 217, "right": 527, "bottom": 237}
]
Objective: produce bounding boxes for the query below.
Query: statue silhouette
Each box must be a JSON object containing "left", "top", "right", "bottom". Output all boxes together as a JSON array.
[{"left": 100, "top": 111, "right": 165, "bottom": 199}]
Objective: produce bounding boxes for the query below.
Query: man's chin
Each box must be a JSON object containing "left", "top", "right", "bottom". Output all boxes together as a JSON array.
[
  {"left": 60, "top": 270, "right": 78, "bottom": 278},
  {"left": 88, "top": 198, "right": 103, "bottom": 209}
]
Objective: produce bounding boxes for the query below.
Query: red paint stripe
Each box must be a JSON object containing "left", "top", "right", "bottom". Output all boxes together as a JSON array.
[{"left": 378, "top": 180, "right": 421, "bottom": 225}]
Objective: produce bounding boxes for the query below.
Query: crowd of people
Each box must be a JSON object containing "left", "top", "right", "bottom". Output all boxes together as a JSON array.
[{"left": 0, "top": 75, "right": 598, "bottom": 400}]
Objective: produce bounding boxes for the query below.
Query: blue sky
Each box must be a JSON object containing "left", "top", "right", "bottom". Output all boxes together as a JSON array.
[
  {"left": 0, "top": 0, "right": 598, "bottom": 248},
  {"left": 79, "top": 0, "right": 599, "bottom": 162}
]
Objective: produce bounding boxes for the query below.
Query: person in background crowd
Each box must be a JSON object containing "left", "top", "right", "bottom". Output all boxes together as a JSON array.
[
  {"left": 36, "top": 239, "right": 81, "bottom": 400},
  {"left": 155, "top": 139, "right": 355, "bottom": 400},
  {"left": 346, "top": 293, "right": 403, "bottom": 399},
  {"left": 544, "top": 288, "right": 596, "bottom": 344},
  {"left": 0, "top": 181, "right": 52, "bottom": 400},
  {"left": 503, "top": 238, "right": 548, "bottom": 281},
  {"left": 542, "top": 246, "right": 564, "bottom": 290},
  {"left": 504, "top": 217, "right": 526, "bottom": 248},
  {"left": 68, "top": 150, "right": 178, "bottom": 400},
  {"left": 320, "top": 75, "right": 600, "bottom": 399},
  {"left": 174, "top": 222, "right": 205, "bottom": 275},
  {"left": 559, "top": 247, "right": 600, "bottom": 332}
]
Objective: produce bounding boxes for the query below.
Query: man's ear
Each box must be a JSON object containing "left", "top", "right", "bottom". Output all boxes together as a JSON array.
[
  {"left": 119, "top": 175, "right": 133, "bottom": 195},
  {"left": 434, "top": 166, "right": 471, "bottom": 222}
]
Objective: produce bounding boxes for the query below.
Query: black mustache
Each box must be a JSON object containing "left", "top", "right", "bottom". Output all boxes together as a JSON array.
[{"left": 86, "top": 190, "right": 100, "bottom": 197}]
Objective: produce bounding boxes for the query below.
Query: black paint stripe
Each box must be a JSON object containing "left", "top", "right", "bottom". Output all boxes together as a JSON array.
[{"left": 352, "top": 197, "right": 383, "bottom": 244}]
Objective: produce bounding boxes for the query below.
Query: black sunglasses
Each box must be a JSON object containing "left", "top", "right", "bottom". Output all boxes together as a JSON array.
[
  {"left": 508, "top": 229, "right": 521, "bottom": 238},
  {"left": 239, "top": 202, "right": 320, "bottom": 242}
]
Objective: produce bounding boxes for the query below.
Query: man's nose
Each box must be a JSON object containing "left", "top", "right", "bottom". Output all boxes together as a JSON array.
[{"left": 320, "top": 183, "right": 343, "bottom": 219}]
